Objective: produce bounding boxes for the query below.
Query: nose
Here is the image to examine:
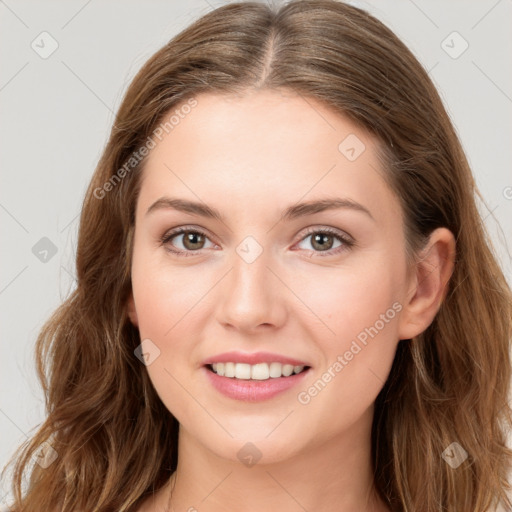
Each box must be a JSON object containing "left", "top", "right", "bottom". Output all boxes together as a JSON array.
[{"left": 215, "top": 248, "right": 288, "bottom": 333}]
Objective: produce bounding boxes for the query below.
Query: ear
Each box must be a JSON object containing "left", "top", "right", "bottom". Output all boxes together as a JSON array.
[
  {"left": 126, "top": 291, "right": 139, "bottom": 327},
  {"left": 398, "top": 227, "right": 456, "bottom": 340}
]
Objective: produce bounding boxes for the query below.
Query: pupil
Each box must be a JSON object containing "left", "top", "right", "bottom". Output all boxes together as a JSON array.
[
  {"left": 313, "top": 233, "right": 332, "bottom": 251},
  {"left": 185, "top": 232, "right": 203, "bottom": 249}
]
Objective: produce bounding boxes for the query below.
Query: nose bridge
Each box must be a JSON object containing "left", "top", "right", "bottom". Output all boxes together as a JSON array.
[{"left": 215, "top": 235, "right": 286, "bottom": 330}]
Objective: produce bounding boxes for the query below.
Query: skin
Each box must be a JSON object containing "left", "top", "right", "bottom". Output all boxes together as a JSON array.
[{"left": 127, "top": 89, "right": 455, "bottom": 512}]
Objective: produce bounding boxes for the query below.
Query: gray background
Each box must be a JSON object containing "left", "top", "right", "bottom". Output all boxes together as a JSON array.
[{"left": 1, "top": 0, "right": 511, "bottom": 506}]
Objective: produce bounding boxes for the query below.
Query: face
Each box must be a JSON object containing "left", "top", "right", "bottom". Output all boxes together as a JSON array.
[{"left": 127, "top": 89, "right": 413, "bottom": 464}]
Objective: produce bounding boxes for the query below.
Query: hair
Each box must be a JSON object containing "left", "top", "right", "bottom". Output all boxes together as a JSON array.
[{"left": 2, "top": 1, "right": 512, "bottom": 511}]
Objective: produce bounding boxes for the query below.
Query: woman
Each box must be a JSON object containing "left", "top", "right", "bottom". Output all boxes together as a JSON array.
[{"left": 3, "top": 1, "right": 511, "bottom": 511}]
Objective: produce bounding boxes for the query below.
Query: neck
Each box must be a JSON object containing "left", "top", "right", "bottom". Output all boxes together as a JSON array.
[{"left": 161, "top": 405, "right": 388, "bottom": 512}]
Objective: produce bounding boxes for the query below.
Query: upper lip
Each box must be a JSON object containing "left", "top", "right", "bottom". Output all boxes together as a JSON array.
[{"left": 202, "top": 351, "right": 311, "bottom": 367}]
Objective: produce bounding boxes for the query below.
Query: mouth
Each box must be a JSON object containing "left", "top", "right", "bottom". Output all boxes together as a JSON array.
[
  {"left": 206, "top": 362, "right": 310, "bottom": 380},
  {"left": 203, "top": 361, "right": 312, "bottom": 402}
]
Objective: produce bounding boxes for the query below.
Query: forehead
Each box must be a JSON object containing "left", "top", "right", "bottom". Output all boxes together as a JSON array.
[
  {"left": 136, "top": 89, "right": 401, "bottom": 226},
  {"left": 152, "top": 89, "right": 367, "bottom": 173}
]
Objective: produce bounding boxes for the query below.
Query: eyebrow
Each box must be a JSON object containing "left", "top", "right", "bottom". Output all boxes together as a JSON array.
[{"left": 145, "top": 196, "right": 374, "bottom": 222}]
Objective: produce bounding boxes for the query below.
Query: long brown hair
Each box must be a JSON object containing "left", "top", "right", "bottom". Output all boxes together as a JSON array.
[{"left": 3, "top": 1, "right": 512, "bottom": 510}]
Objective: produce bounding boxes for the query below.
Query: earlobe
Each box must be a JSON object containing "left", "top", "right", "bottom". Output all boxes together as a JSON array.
[
  {"left": 398, "top": 227, "right": 456, "bottom": 340},
  {"left": 126, "top": 292, "right": 139, "bottom": 327}
]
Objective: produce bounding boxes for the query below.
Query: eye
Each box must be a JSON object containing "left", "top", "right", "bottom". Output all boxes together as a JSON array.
[
  {"left": 160, "top": 225, "right": 354, "bottom": 258},
  {"left": 294, "top": 227, "right": 354, "bottom": 257},
  {"left": 161, "top": 227, "right": 215, "bottom": 256}
]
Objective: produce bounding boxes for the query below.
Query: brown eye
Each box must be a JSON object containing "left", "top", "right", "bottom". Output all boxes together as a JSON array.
[
  {"left": 180, "top": 231, "right": 206, "bottom": 250},
  {"left": 161, "top": 228, "right": 215, "bottom": 255},
  {"left": 295, "top": 227, "right": 354, "bottom": 257},
  {"left": 310, "top": 232, "right": 335, "bottom": 251}
]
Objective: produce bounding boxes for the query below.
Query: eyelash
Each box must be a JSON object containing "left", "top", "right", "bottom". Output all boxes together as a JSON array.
[{"left": 160, "top": 225, "right": 355, "bottom": 258}]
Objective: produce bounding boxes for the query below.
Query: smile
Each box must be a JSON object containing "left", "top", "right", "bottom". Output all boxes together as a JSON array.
[
  {"left": 203, "top": 364, "right": 311, "bottom": 402},
  {"left": 209, "top": 362, "right": 308, "bottom": 380}
]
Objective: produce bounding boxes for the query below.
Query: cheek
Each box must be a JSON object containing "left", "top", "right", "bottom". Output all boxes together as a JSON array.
[
  {"left": 130, "top": 255, "right": 211, "bottom": 423},
  {"left": 293, "top": 253, "right": 404, "bottom": 346},
  {"left": 129, "top": 241, "right": 228, "bottom": 388},
  {"left": 332, "top": 273, "right": 400, "bottom": 343},
  {"left": 291, "top": 255, "right": 404, "bottom": 419},
  {"left": 130, "top": 243, "right": 214, "bottom": 339}
]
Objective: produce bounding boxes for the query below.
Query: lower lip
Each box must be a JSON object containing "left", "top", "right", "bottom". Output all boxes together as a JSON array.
[{"left": 203, "top": 366, "right": 310, "bottom": 402}]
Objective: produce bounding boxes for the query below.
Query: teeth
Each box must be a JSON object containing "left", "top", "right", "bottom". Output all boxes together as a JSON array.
[
  {"left": 251, "top": 363, "right": 269, "bottom": 380},
  {"left": 282, "top": 364, "right": 294, "bottom": 377},
  {"left": 224, "top": 362, "right": 235, "bottom": 377},
  {"left": 210, "top": 362, "right": 306, "bottom": 380},
  {"left": 269, "top": 362, "right": 282, "bottom": 378}
]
